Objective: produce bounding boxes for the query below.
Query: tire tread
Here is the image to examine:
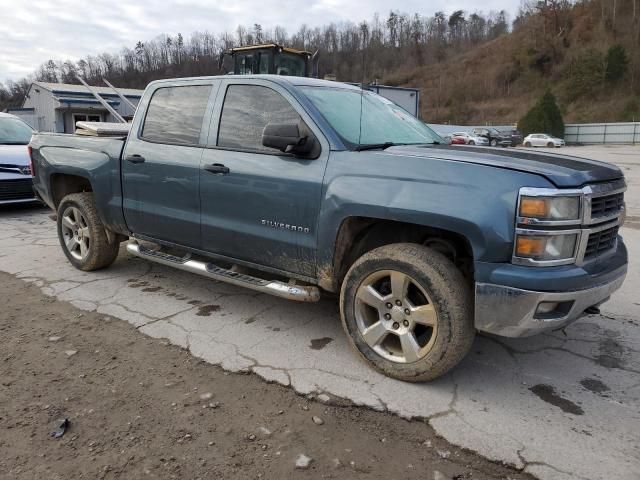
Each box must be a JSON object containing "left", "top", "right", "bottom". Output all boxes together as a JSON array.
[
  {"left": 57, "top": 193, "right": 120, "bottom": 271},
  {"left": 340, "top": 243, "right": 475, "bottom": 382}
]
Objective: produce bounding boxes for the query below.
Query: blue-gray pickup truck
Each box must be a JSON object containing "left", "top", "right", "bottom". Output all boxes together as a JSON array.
[{"left": 30, "top": 75, "right": 628, "bottom": 381}]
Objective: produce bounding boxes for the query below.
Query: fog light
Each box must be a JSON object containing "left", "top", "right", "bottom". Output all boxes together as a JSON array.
[
  {"left": 534, "top": 300, "right": 574, "bottom": 319},
  {"left": 536, "top": 302, "right": 559, "bottom": 315}
]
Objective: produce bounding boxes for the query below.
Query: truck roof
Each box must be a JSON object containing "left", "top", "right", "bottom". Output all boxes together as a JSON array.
[{"left": 147, "top": 75, "right": 361, "bottom": 90}]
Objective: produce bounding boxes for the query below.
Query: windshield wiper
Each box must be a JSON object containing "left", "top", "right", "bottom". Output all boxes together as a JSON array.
[{"left": 354, "top": 142, "right": 396, "bottom": 151}]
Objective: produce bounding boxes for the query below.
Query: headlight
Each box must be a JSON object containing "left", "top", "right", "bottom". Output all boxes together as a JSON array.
[
  {"left": 519, "top": 196, "right": 580, "bottom": 221},
  {"left": 514, "top": 232, "right": 578, "bottom": 263}
]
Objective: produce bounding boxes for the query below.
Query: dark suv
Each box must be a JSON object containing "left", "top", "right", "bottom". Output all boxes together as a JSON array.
[
  {"left": 501, "top": 128, "right": 523, "bottom": 146},
  {"left": 471, "top": 127, "right": 512, "bottom": 147}
]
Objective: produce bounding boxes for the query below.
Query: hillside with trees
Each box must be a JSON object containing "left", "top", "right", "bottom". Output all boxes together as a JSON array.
[{"left": 1, "top": 0, "right": 639, "bottom": 126}]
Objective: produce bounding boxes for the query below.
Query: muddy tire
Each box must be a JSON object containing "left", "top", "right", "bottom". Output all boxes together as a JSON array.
[
  {"left": 57, "top": 193, "right": 120, "bottom": 271},
  {"left": 340, "top": 243, "right": 475, "bottom": 382}
]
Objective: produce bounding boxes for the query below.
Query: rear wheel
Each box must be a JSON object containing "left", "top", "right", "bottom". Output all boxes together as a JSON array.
[
  {"left": 524, "top": 141, "right": 532, "bottom": 147},
  {"left": 490, "top": 139, "right": 498, "bottom": 147},
  {"left": 469, "top": 140, "right": 475, "bottom": 145},
  {"left": 547, "top": 142, "right": 554, "bottom": 148},
  {"left": 340, "top": 243, "right": 475, "bottom": 382},
  {"left": 57, "top": 193, "right": 120, "bottom": 271}
]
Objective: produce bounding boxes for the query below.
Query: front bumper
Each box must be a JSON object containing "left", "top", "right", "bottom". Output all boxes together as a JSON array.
[
  {"left": 475, "top": 267, "right": 626, "bottom": 337},
  {"left": 0, "top": 178, "right": 38, "bottom": 205}
]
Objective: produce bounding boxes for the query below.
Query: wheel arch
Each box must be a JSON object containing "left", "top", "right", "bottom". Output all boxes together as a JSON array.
[
  {"left": 318, "top": 216, "right": 475, "bottom": 292},
  {"left": 50, "top": 173, "right": 93, "bottom": 209}
]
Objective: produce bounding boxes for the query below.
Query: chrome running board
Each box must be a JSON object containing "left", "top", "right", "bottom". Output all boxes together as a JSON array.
[{"left": 126, "top": 242, "right": 320, "bottom": 302}]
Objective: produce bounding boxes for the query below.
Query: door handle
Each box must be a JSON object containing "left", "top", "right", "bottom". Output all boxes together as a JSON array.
[
  {"left": 204, "top": 163, "right": 230, "bottom": 175},
  {"left": 125, "top": 154, "right": 146, "bottom": 164}
]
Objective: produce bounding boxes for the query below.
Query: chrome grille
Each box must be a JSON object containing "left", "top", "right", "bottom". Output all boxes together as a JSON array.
[
  {"left": 590, "top": 192, "right": 624, "bottom": 221},
  {"left": 584, "top": 225, "right": 619, "bottom": 260}
]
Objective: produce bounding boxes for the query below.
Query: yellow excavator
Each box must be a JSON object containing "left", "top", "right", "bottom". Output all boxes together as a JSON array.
[{"left": 219, "top": 43, "right": 319, "bottom": 77}]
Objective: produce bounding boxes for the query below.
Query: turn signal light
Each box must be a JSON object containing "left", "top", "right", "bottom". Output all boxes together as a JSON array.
[
  {"left": 515, "top": 236, "right": 546, "bottom": 257},
  {"left": 519, "top": 198, "right": 548, "bottom": 217}
]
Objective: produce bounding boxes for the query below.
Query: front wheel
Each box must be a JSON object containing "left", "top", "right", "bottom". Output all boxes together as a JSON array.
[
  {"left": 469, "top": 140, "right": 475, "bottom": 145},
  {"left": 340, "top": 243, "right": 475, "bottom": 382},
  {"left": 490, "top": 139, "right": 498, "bottom": 147},
  {"left": 57, "top": 193, "right": 120, "bottom": 271}
]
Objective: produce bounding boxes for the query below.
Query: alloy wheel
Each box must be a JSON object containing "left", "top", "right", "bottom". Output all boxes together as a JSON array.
[
  {"left": 61, "top": 206, "right": 90, "bottom": 261},
  {"left": 354, "top": 270, "right": 439, "bottom": 363}
]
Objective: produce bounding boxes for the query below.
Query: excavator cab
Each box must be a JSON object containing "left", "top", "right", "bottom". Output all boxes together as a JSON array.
[{"left": 220, "top": 44, "right": 318, "bottom": 77}]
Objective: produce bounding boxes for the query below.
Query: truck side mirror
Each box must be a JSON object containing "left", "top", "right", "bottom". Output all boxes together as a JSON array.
[{"left": 262, "top": 122, "right": 314, "bottom": 156}]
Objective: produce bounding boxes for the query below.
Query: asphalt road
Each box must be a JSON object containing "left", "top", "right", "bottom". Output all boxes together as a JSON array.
[{"left": 1, "top": 145, "right": 638, "bottom": 480}]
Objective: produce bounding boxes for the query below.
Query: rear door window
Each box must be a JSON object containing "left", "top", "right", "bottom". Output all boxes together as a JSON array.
[
  {"left": 217, "top": 84, "right": 301, "bottom": 153},
  {"left": 142, "top": 85, "right": 212, "bottom": 145}
]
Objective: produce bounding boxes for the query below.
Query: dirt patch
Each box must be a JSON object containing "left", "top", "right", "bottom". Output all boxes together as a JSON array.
[
  {"left": 310, "top": 337, "right": 334, "bottom": 350},
  {"left": 596, "top": 336, "right": 626, "bottom": 370},
  {"left": 580, "top": 378, "right": 611, "bottom": 395},
  {"left": 196, "top": 305, "right": 221, "bottom": 317},
  {"left": 0, "top": 272, "right": 533, "bottom": 479},
  {"left": 529, "top": 384, "right": 584, "bottom": 416},
  {"left": 142, "top": 286, "right": 162, "bottom": 293}
]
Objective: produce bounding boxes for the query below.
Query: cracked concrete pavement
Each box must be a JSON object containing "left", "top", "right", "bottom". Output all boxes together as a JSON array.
[{"left": 1, "top": 145, "right": 639, "bottom": 480}]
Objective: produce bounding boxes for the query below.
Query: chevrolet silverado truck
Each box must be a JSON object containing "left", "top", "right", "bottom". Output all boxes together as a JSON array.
[{"left": 30, "top": 75, "right": 628, "bottom": 382}]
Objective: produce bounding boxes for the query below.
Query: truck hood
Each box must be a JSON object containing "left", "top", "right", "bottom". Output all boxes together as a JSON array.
[{"left": 385, "top": 145, "right": 622, "bottom": 188}]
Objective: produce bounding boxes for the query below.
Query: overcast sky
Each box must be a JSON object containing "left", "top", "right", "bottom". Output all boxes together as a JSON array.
[{"left": 0, "top": 0, "right": 521, "bottom": 83}]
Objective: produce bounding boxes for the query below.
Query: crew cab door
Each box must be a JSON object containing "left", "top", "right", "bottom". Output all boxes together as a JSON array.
[
  {"left": 199, "top": 79, "right": 329, "bottom": 277},
  {"left": 121, "top": 81, "right": 218, "bottom": 248}
]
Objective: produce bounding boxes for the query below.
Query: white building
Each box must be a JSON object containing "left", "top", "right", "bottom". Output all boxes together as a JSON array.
[{"left": 6, "top": 82, "right": 143, "bottom": 133}]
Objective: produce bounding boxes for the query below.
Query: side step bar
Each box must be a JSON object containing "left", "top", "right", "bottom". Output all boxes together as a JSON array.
[{"left": 126, "top": 242, "right": 320, "bottom": 302}]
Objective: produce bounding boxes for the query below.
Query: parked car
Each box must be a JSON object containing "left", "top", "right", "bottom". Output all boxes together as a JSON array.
[
  {"left": 451, "top": 132, "right": 489, "bottom": 146},
  {"left": 0, "top": 112, "right": 38, "bottom": 205},
  {"left": 501, "top": 128, "right": 523, "bottom": 146},
  {"left": 524, "top": 134, "right": 565, "bottom": 148},
  {"left": 471, "top": 127, "right": 512, "bottom": 147},
  {"left": 30, "top": 75, "right": 628, "bottom": 382}
]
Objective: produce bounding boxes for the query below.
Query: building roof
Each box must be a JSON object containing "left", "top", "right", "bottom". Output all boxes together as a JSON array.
[
  {"left": 54, "top": 96, "right": 119, "bottom": 107},
  {"left": 33, "top": 81, "right": 144, "bottom": 98}
]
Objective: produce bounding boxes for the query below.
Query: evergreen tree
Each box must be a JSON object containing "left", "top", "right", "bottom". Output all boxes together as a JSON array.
[
  {"left": 605, "top": 44, "right": 629, "bottom": 82},
  {"left": 518, "top": 90, "right": 564, "bottom": 138}
]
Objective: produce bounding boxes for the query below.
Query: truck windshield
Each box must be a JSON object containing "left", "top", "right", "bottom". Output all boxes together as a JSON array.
[
  {"left": 300, "top": 86, "right": 442, "bottom": 149},
  {"left": 0, "top": 116, "right": 34, "bottom": 145}
]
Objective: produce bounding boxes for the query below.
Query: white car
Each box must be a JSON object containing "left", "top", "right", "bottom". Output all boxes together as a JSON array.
[
  {"left": 523, "top": 134, "right": 565, "bottom": 148},
  {"left": 451, "top": 132, "right": 489, "bottom": 146}
]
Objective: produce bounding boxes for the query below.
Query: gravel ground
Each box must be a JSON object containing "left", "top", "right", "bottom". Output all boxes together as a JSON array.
[{"left": 0, "top": 271, "right": 532, "bottom": 480}]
